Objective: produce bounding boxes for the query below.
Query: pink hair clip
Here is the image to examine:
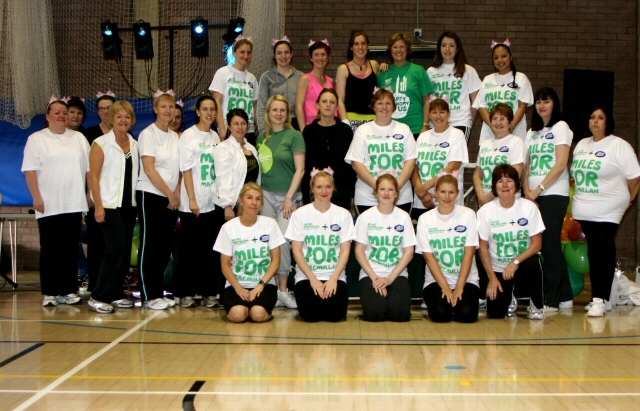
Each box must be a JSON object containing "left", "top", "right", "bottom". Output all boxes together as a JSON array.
[
  {"left": 96, "top": 90, "right": 116, "bottom": 98},
  {"left": 61, "top": 96, "right": 71, "bottom": 103},
  {"left": 176, "top": 99, "right": 184, "bottom": 108},
  {"left": 436, "top": 170, "right": 460, "bottom": 183},
  {"left": 429, "top": 94, "right": 450, "bottom": 103},
  {"left": 272, "top": 35, "right": 290, "bottom": 46},
  {"left": 491, "top": 38, "right": 511, "bottom": 50},
  {"left": 308, "top": 38, "right": 330, "bottom": 48},
  {"left": 234, "top": 34, "right": 253, "bottom": 46},
  {"left": 153, "top": 89, "right": 176, "bottom": 99},
  {"left": 80, "top": 98, "right": 86, "bottom": 103},
  {"left": 48, "top": 94, "right": 58, "bottom": 104},
  {"left": 373, "top": 86, "right": 393, "bottom": 95},
  {"left": 310, "top": 167, "right": 334, "bottom": 178}
]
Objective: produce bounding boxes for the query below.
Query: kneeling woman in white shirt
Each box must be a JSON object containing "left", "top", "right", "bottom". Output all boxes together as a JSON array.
[
  {"left": 416, "top": 174, "right": 479, "bottom": 323},
  {"left": 285, "top": 169, "right": 356, "bottom": 322},
  {"left": 355, "top": 174, "right": 416, "bottom": 322},
  {"left": 477, "top": 164, "right": 545, "bottom": 320},
  {"left": 213, "top": 183, "right": 285, "bottom": 323}
]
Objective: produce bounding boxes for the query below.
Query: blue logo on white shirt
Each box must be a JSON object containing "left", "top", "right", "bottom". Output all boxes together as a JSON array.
[
  {"left": 439, "top": 142, "right": 450, "bottom": 148},
  {"left": 544, "top": 132, "right": 554, "bottom": 140},
  {"left": 394, "top": 224, "right": 405, "bottom": 233},
  {"left": 499, "top": 146, "right": 509, "bottom": 153},
  {"left": 392, "top": 134, "right": 404, "bottom": 140},
  {"left": 330, "top": 224, "right": 341, "bottom": 232},
  {"left": 260, "top": 234, "right": 270, "bottom": 243},
  {"left": 595, "top": 151, "right": 606, "bottom": 158},
  {"left": 517, "top": 218, "right": 528, "bottom": 226},
  {"left": 454, "top": 225, "right": 467, "bottom": 233}
]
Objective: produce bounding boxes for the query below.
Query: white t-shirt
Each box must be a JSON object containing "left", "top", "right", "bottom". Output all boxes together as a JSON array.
[
  {"left": 473, "top": 72, "right": 534, "bottom": 144},
  {"left": 354, "top": 206, "right": 416, "bottom": 280},
  {"left": 345, "top": 120, "right": 418, "bottom": 206},
  {"left": 137, "top": 124, "right": 180, "bottom": 197},
  {"left": 213, "top": 215, "right": 286, "bottom": 288},
  {"left": 21, "top": 128, "right": 90, "bottom": 218},
  {"left": 476, "top": 134, "right": 524, "bottom": 194},
  {"left": 571, "top": 135, "right": 640, "bottom": 224},
  {"left": 415, "top": 205, "right": 479, "bottom": 289},
  {"left": 179, "top": 125, "right": 221, "bottom": 214},
  {"left": 285, "top": 203, "right": 356, "bottom": 283},
  {"left": 477, "top": 198, "right": 545, "bottom": 272},
  {"left": 525, "top": 121, "right": 572, "bottom": 197},
  {"left": 209, "top": 65, "right": 258, "bottom": 133},
  {"left": 413, "top": 126, "right": 468, "bottom": 209},
  {"left": 427, "top": 64, "right": 481, "bottom": 128}
]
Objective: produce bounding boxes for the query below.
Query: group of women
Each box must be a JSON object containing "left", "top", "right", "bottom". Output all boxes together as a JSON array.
[{"left": 22, "top": 29, "right": 640, "bottom": 321}]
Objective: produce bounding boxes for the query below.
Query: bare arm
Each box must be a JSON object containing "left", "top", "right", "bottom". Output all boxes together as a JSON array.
[
  {"left": 213, "top": 91, "right": 226, "bottom": 139},
  {"left": 24, "top": 171, "right": 44, "bottom": 214},
  {"left": 473, "top": 166, "right": 494, "bottom": 206},
  {"left": 352, "top": 161, "right": 376, "bottom": 189},
  {"left": 88, "top": 144, "right": 105, "bottom": 222},
  {"left": 182, "top": 169, "right": 199, "bottom": 217},
  {"left": 526, "top": 145, "right": 570, "bottom": 201},
  {"left": 282, "top": 152, "right": 305, "bottom": 218},
  {"left": 478, "top": 107, "right": 490, "bottom": 126},
  {"left": 385, "top": 246, "right": 414, "bottom": 285},
  {"left": 248, "top": 247, "right": 282, "bottom": 301},
  {"left": 421, "top": 95, "right": 431, "bottom": 134},
  {"left": 335, "top": 65, "right": 349, "bottom": 120},
  {"left": 479, "top": 238, "right": 502, "bottom": 300},
  {"left": 220, "top": 253, "right": 249, "bottom": 300},
  {"left": 292, "top": 239, "right": 324, "bottom": 297},
  {"left": 502, "top": 233, "right": 541, "bottom": 280},
  {"left": 324, "top": 241, "right": 352, "bottom": 298},
  {"left": 397, "top": 159, "right": 415, "bottom": 190},
  {"left": 295, "top": 75, "right": 310, "bottom": 133},
  {"left": 511, "top": 101, "right": 529, "bottom": 131},
  {"left": 470, "top": 90, "right": 479, "bottom": 126}
]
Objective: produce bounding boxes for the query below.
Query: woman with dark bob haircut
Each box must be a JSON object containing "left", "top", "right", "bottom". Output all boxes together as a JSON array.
[
  {"left": 523, "top": 87, "right": 573, "bottom": 312},
  {"left": 570, "top": 103, "right": 640, "bottom": 317},
  {"left": 477, "top": 164, "right": 546, "bottom": 320}
]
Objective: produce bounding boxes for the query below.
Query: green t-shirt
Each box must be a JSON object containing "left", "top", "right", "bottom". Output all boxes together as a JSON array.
[
  {"left": 256, "top": 127, "right": 306, "bottom": 192},
  {"left": 377, "top": 62, "right": 434, "bottom": 134}
]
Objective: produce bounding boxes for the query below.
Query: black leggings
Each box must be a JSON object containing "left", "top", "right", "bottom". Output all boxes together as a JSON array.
[
  {"left": 294, "top": 280, "right": 349, "bottom": 322},
  {"left": 576, "top": 220, "right": 619, "bottom": 301},
  {"left": 486, "top": 255, "right": 543, "bottom": 319},
  {"left": 423, "top": 282, "right": 480, "bottom": 323},
  {"left": 359, "top": 276, "right": 411, "bottom": 322}
]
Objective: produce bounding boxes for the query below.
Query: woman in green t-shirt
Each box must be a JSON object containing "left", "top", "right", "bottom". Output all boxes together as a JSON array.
[{"left": 256, "top": 95, "right": 306, "bottom": 309}]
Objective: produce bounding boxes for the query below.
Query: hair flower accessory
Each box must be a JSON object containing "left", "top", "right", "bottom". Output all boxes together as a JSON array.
[
  {"left": 234, "top": 34, "right": 253, "bottom": 45},
  {"left": 96, "top": 90, "right": 116, "bottom": 98},
  {"left": 429, "top": 94, "right": 450, "bottom": 103},
  {"left": 308, "top": 38, "right": 330, "bottom": 48},
  {"left": 373, "top": 86, "right": 393, "bottom": 95},
  {"left": 310, "top": 167, "right": 334, "bottom": 178},
  {"left": 272, "top": 35, "right": 290, "bottom": 46},
  {"left": 435, "top": 170, "right": 460, "bottom": 185},
  {"left": 153, "top": 89, "right": 176, "bottom": 99},
  {"left": 491, "top": 38, "right": 511, "bottom": 50}
]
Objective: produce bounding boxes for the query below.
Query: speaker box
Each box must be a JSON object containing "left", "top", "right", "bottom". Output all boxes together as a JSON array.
[{"left": 563, "top": 69, "right": 614, "bottom": 141}]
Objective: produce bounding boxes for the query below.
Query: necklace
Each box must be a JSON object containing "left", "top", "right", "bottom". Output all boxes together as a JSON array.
[{"left": 351, "top": 59, "right": 367, "bottom": 72}]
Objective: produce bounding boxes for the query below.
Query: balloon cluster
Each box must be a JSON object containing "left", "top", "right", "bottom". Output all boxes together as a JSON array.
[{"left": 561, "top": 185, "right": 588, "bottom": 296}]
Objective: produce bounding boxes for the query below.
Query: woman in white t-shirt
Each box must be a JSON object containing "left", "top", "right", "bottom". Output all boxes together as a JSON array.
[
  {"left": 355, "top": 174, "right": 416, "bottom": 322},
  {"left": 428, "top": 31, "right": 481, "bottom": 141},
  {"left": 411, "top": 97, "right": 468, "bottom": 220},
  {"left": 345, "top": 88, "right": 418, "bottom": 215},
  {"left": 210, "top": 37, "right": 258, "bottom": 143},
  {"left": 213, "top": 183, "right": 285, "bottom": 323},
  {"left": 176, "top": 96, "right": 221, "bottom": 308},
  {"left": 570, "top": 103, "right": 640, "bottom": 317},
  {"left": 22, "top": 98, "right": 89, "bottom": 307},
  {"left": 416, "top": 175, "right": 479, "bottom": 323},
  {"left": 136, "top": 92, "right": 180, "bottom": 311},
  {"left": 285, "top": 169, "right": 356, "bottom": 322},
  {"left": 472, "top": 39, "right": 533, "bottom": 144},
  {"left": 473, "top": 103, "right": 524, "bottom": 207},
  {"left": 477, "top": 164, "right": 545, "bottom": 320},
  {"left": 523, "top": 87, "right": 573, "bottom": 311}
]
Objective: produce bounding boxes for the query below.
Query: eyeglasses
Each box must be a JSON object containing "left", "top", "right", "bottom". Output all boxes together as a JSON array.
[{"left": 98, "top": 106, "right": 112, "bottom": 112}]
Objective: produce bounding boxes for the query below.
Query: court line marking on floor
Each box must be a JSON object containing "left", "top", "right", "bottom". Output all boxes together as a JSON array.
[
  {"left": 4, "top": 375, "right": 640, "bottom": 383},
  {"left": 3, "top": 390, "right": 640, "bottom": 397},
  {"left": 0, "top": 343, "right": 43, "bottom": 368},
  {"left": 12, "top": 310, "right": 162, "bottom": 411},
  {"left": 138, "top": 328, "right": 640, "bottom": 344}
]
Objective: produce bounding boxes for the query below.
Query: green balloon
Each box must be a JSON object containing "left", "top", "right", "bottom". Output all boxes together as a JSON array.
[
  {"left": 568, "top": 266, "right": 585, "bottom": 297},
  {"left": 133, "top": 224, "right": 140, "bottom": 239},
  {"left": 564, "top": 241, "right": 590, "bottom": 274},
  {"left": 130, "top": 237, "right": 140, "bottom": 267}
]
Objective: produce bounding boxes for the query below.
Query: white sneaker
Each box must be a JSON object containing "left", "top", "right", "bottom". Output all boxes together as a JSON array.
[
  {"left": 202, "top": 296, "right": 220, "bottom": 308},
  {"left": 162, "top": 297, "right": 177, "bottom": 307},
  {"left": 544, "top": 305, "right": 559, "bottom": 312},
  {"left": 559, "top": 300, "right": 574, "bottom": 309},
  {"left": 507, "top": 295, "right": 517, "bottom": 313},
  {"left": 527, "top": 301, "right": 544, "bottom": 320},
  {"left": 111, "top": 299, "right": 134, "bottom": 308},
  {"left": 57, "top": 293, "right": 82, "bottom": 305},
  {"left": 144, "top": 298, "right": 169, "bottom": 310},
  {"left": 587, "top": 298, "right": 606, "bottom": 317},
  {"left": 42, "top": 296, "right": 58, "bottom": 307},
  {"left": 89, "top": 298, "right": 114, "bottom": 313},
  {"left": 478, "top": 299, "right": 487, "bottom": 309},
  {"left": 585, "top": 299, "right": 612, "bottom": 312},
  {"left": 277, "top": 290, "right": 297, "bottom": 309},
  {"left": 180, "top": 296, "right": 196, "bottom": 308}
]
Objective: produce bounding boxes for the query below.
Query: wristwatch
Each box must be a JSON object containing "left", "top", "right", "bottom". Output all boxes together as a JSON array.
[
  {"left": 538, "top": 183, "right": 545, "bottom": 191},
  {"left": 258, "top": 279, "right": 265, "bottom": 286},
  {"left": 513, "top": 258, "right": 520, "bottom": 266}
]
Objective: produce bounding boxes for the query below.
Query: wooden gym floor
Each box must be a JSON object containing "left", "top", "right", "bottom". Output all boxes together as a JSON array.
[{"left": 1, "top": 272, "right": 640, "bottom": 410}]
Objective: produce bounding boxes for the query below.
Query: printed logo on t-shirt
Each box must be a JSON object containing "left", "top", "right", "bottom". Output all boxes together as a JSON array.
[
  {"left": 417, "top": 148, "right": 446, "bottom": 182},
  {"left": 234, "top": 244, "right": 271, "bottom": 281},
  {"left": 366, "top": 139, "right": 406, "bottom": 177},
  {"left": 199, "top": 150, "right": 216, "bottom": 186},
  {"left": 454, "top": 225, "right": 467, "bottom": 233},
  {"left": 428, "top": 230, "right": 467, "bottom": 274},
  {"left": 259, "top": 234, "right": 270, "bottom": 243},
  {"left": 595, "top": 151, "right": 606, "bottom": 158},
  {"left": 483, "top": 82, "right": 517, "bottom": 111},
  {"left": 517, "top": 218, "right": 528, "bottom": 226},
  {"left": 499, "top": 146, "right": 509, "bottom": 153},
  {"left": 394, "top": 224, "right": 405, "bottom": 233},
  {"left": 256, "top": 143, "right": 274, "bottom": 173},
  {"left": 439, "top": 142, "right": 450, "bottom": 148},
  {"left": 392, "top": 134, "right": 404, "bottom": 140},
  {"left": 544, "top": 132, "right": 554, "bottom": 140},
  {"left": 330, "top": 224, "right": 341, "bottom": 232},
  {"left": 433, "top": 78, "right": 463, "bottom": 110},
  {"left": 571, "top": 150, "right": 602, "bottom": 194}
]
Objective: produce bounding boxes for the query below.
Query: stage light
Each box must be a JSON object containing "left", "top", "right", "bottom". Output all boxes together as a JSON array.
[
  {"left": 191, "top": 18, "right": 209, "bottom": 57},
  {"left": 223, "top": 17, "right": 245, "bottom": 48},
  {"left": 100, "top": 20, "right": 123, "bottom": 60},
  {"left": 133, "top": 20, "right": 154, "bottom": 60}
]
